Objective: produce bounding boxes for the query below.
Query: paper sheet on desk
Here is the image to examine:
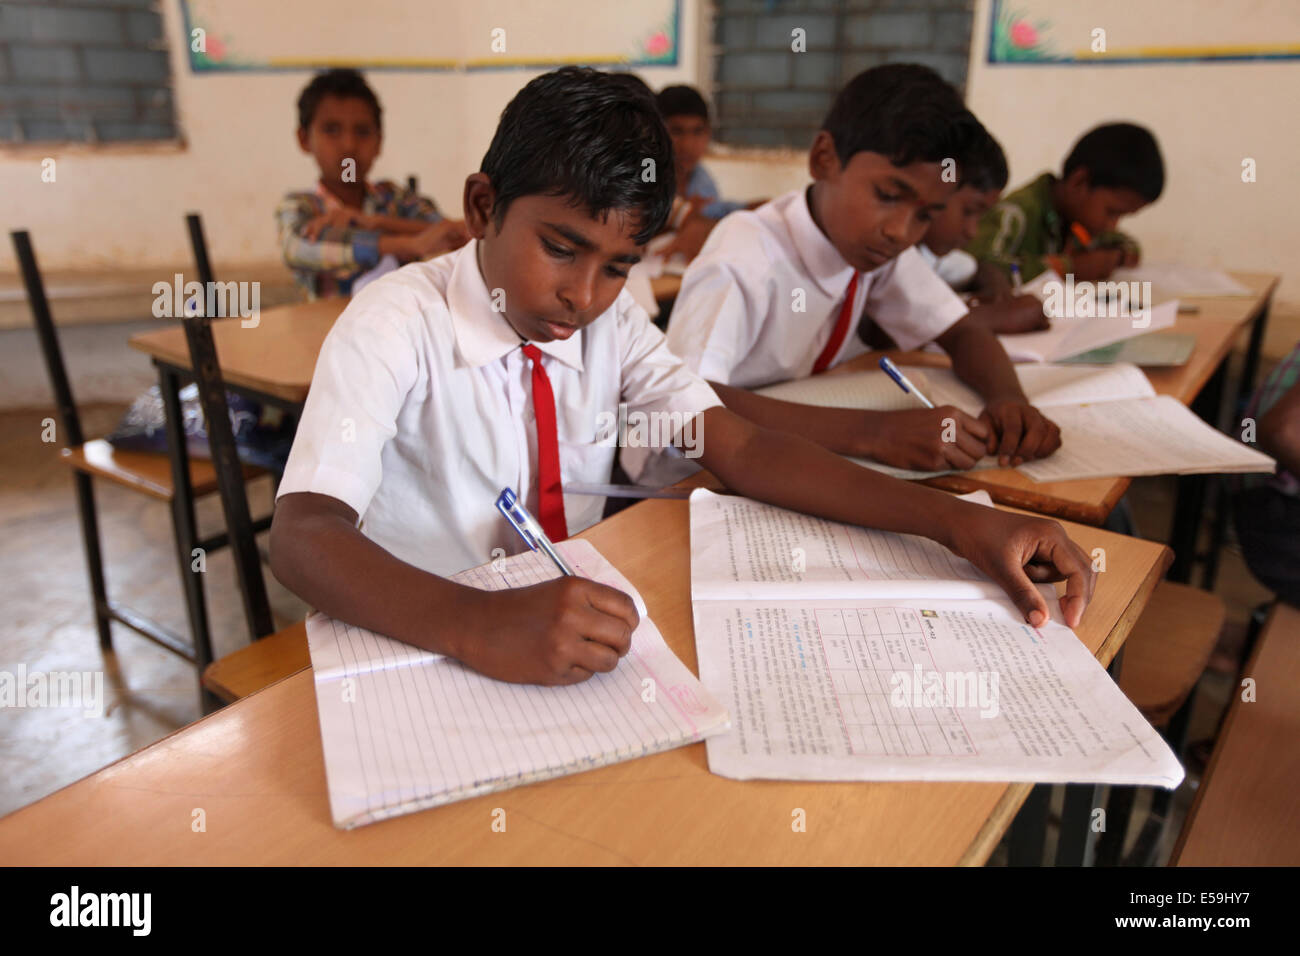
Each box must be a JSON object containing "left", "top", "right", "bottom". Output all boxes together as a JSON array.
[
  {"left": 687, "top": 489, "right": 1185, "bottom": 787},
  {"left": 1000, "top": 299, "right": 1178, "bottom": 363},
  {"left": 755, "top": 361, "right": 1273, "bottom": 482},
  {"left": 308, "top": 539, "right": 728, "bottom": 829},
  {"left": 1111, "top": 263, "right": 1251, "bottom": 299}
]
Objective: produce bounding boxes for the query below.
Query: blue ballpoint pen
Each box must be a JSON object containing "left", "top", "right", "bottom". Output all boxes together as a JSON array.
[
  {"left": 879, "top": 357, "right": 936, "bottom": 409},
  {"left": 495, "top": 488, "right": 575, "bottom": 576}
]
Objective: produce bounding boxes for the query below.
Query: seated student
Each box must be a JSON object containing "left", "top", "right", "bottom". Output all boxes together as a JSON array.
[
  {"left": 656, "top": 84, "right": 760, "bottom": 261},
  {"left": 269, "top": 67, "right": 1093, "bottom": 687},
  {"left": 654, "top": 64, "right": 1060, "bottom": 479},
  {"left": 1233, "top": 343, "right": 1300, "bottom": 607},
  {"left": 276, "top": 68, "right": 468, "bottom": 299},
  {"left": 967, "top": 122, "right": 1163, "bottom": 284},
  {"left": 919, "top": 126, "right": 1049, "bottom": 335}
]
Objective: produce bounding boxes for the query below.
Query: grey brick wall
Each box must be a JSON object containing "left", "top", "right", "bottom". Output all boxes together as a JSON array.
[
  {"left": 0, "top": 0, "right": 177, "bottom": 144},
  {"left": 713, "top": 0, "right": 975, "bottom": 149}
]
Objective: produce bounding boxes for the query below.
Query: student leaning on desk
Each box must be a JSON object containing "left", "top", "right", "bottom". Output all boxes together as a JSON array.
[
  {"left": 268, "top": 67, "right": 1094, "bottom": 690},
  {"left": 652, "top": 64, "right": 1059, "bottom": 480}
]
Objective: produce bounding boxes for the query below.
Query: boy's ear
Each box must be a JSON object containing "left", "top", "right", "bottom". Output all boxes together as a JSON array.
[
  {"left": 808, "top": 130, "right": 842, "bottom": 182},
  {"left": 462, "top": 173, "right": 496, "bottom": 240},
  {"left": 295, "top": 127, "right": 310, "bottom": 153},
  {"left": 1063, "top": 166, "right": 1091, "bottom": 191}
]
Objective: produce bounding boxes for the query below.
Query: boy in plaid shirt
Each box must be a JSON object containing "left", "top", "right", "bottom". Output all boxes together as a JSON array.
[{"left": 276, "top": 69, "right": 467, "bottom": 298}]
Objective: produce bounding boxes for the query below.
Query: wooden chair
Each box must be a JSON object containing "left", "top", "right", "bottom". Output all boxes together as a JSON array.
[
  {"left": 203, "top": 620, "right": 311, "bottom": 704},
  {"left": 12, "top": 229, "right": 264, "bottom": 712},
  {"left": 1172, "top": 600, "right": 1300, "bottom": 865},
  {"left": 1096, "top": 580, "right": 1226, "bottom": 865}
]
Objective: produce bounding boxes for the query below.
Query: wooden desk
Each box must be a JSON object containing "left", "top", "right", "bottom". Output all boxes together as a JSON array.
[
  {"left": 1173, "top": 601, "right": 1300, "bottom": 866},
  {"left": 130, "top": 297, "right": 345, "bottom": 406},
  {"left": 0, "top": 496, "right": 1170, "bottom": 866},
  {"left": 835, "top": 272, "right": 1279, "bottom": 524}
]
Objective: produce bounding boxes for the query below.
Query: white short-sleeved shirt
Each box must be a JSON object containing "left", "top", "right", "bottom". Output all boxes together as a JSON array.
[
  {"left": 665, "top": 188, "right": 969, "bottom": 389},
  {"left": 916, "top": 243, "right": 978, "bottom": 290},
  {"left": 277, "top": 240, "right": 722, "bottom": 578}
]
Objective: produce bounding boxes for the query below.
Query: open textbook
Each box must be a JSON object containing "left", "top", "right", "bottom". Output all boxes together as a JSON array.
[
  {"left": 688, "top": 488, "right": 1185, "bottom": 787},
  {"left": 307, "top": 539, "right": 730, "bottom": 829},
  {"left": 756, "top": 362, "right": 1275, "bottom": 482}
]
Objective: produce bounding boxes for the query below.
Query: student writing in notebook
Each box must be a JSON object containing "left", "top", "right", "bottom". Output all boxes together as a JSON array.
[
  {"left": 269, "top": 68, "right": 1094, "bottom": 688},
  {"left": 652, "top": 65, "right": 1060, "bottom": 479},
  {"left": 966, "top": 122, "right": 1163, "bottom": 285}
]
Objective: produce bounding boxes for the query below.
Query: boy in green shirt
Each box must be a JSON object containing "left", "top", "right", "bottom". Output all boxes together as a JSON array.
[{"left": 968, "top": 122, "right": 1163, "bottom": 287}]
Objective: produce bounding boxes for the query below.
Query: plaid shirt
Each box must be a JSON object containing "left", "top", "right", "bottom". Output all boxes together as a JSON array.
[
  {"left": 1240, "top": 342, "right": 1300, "bottom": 496},
  {"left": 275, "top": 180, "right": 443, "bottom": 299},
  {"left": 967, "top": 171, "right": 1140, "bottom": 282}
]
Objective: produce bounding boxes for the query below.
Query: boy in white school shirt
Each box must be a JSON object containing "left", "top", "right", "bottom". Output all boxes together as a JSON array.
[
  {"left": 269, "top": 67, "right": 1094, "bottom": 688},
  {"left": 660, "top": 65, "right": 1061, "bottom": 477}
]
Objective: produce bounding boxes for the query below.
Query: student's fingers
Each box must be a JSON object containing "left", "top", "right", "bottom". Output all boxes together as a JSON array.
[
  {"left": 988, "top": 553, "right": 1050, "bottom": 629},
  {"left": 1014, "top": 407, "right": 1051, "bottom": 461},
  {"left": 955, "top": 408, "right": 992, "bottom": 442},
  {"left": 557, "top": 664, "right": 595, "bottom": 685},
  {"left": 568, "top": 633, "right": 622, "bottom": 675},
  {"left": 1030, "top": 530, "right": 1095, "bottom": 628},
  {"left": 992, "top": 406, "right": 1024, "bottom": 466},
  {"left": 943, "top": 415, "right": 989, "bottom": 465},
  {"left": 569, "top": 604, "right": 634, "bottom": 661},
  {"left": 302, "top": 215, "right": 328, "bottom": 240},
  {"left": 1026, "top": 413, "right": 1062, "bottom": 459},
  {"left": 581, "top": 580, "right": 640, "bottom": 631}
]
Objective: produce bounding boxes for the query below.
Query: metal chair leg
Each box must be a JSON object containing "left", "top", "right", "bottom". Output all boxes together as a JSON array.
[{"left": 72, "top": 471, "right": 114, "bottom": 650}]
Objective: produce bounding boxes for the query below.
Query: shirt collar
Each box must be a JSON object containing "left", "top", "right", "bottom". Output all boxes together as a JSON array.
[
  {"left": 785, "top": 186, "right": 858, "bottom": 297},
  {"left": 446, "top": 240, "right": 585, "bottom": 372}
]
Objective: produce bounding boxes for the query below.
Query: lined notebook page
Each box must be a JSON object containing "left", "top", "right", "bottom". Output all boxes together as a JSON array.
[{"left": 308, "top": 539, "right": 730, "bottom": 829}]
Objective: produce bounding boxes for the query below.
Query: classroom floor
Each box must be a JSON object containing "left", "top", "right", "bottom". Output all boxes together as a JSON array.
[{"left": 0, "top": 318, "right": 1277, "bottom": 865}]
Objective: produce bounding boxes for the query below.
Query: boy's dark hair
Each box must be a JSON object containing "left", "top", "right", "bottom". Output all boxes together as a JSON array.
[
  {"left": 963, "top": 125, "right": 1009, "bottom": 193},
  {"left": 820, "top": 64, "right": 980, "bottom": 171},
  {"left": 297, "top": 68, "right": 382, "bottom": 131},
  {"left": 479, "top": 67, "right": 674, "bottom": 245},
  {"left": 1063, "top": 122, "right": 1164, "bottom": 202},
  {"left": 656, "top": 84, "right": 710, "bottom": 122}
]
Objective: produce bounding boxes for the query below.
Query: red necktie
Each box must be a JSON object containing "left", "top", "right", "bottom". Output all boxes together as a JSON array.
[
  {"left": 521, "top": 345, "right": 568, "bottom": 542},
  {"left": 811, "top": 271, "right": 860, "bottom": 375}
]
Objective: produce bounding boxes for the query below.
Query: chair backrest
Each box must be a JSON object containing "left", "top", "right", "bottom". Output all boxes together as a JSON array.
[
  {"left": 11, "top": 230, "right": 84, "bottom": 446},
  {"left": 181, "top": 213, "right": 275, "bottom": 640}
]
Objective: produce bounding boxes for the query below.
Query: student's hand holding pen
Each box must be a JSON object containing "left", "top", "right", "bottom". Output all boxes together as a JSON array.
[
  {"left": 856, "top": 407, "right": 993, "bottom": 472},
  {"left": 453, "top": 577, "right": 639, "bottom": 685},
  {"left": 944, "top": 504, "right": 1096, "bottom": 629}
]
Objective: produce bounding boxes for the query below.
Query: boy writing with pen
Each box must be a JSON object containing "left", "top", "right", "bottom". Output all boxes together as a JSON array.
[
  {"left": 641, "top": 64, "right": 1060, "bottom": 481},
  {"left": 967, "top": 122, "right": 1163, "bottom": 287},
  {"left": 270, "top": 68, "right": 1094, "bottom": 687}
]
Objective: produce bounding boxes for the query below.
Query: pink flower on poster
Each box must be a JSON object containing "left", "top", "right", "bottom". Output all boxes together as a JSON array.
[{"left": 1009, "top": 20, "right": 1038, "bottom": 48}]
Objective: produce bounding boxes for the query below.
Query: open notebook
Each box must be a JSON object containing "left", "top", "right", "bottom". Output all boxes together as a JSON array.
[
  {"left": 756, "top": 362, "right": 1275, "bottom": 482},
  {"left": 308, "top": 539, "right": 729, "bottom": 829},
  {"left": 689, "top": 488, "right": 1184, "bottom": 788}
]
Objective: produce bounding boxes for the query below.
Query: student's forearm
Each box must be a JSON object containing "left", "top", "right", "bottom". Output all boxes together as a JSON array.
[
  {"left": 703, "top": 416, "right": 968, "bottom": 547},
  {"left": 710, "top": 381, "right": 887, "bottom": 457},
  {"left": 269, "top": 497, "right": 475, "bottom": 659},
  {"left": 940, "top": 323, "right": 1026, "bottom": 404},
  {"left": 369, "top": 215, "right": 430, "bottom": 236}
]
